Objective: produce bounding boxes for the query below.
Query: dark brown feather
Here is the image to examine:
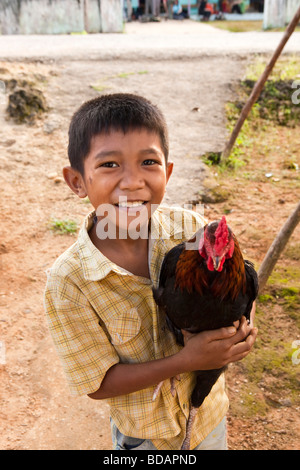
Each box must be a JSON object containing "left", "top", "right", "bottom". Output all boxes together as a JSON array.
[{"left": 174, "top": 233, "right": 246, "bottom": 301}]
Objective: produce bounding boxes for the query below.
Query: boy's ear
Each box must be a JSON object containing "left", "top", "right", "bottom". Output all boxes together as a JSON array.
[
  {"left": 63, "top": 166, "right": 87, "bottom": 198},
  {"left": 166, "top": 161, "right": 173, "bottom": 184}
]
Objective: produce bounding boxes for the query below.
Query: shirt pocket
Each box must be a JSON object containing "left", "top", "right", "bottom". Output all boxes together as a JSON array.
[{"left": 107, "top": 308, "right": 141, "bottom": 346}]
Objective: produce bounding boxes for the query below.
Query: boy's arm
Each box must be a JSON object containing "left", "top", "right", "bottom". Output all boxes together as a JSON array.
[{"left": 88, "top": 316, "right": 257, "bottom": 399}]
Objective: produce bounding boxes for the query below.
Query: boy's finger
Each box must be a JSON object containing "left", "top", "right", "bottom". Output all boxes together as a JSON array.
[
  {"left": 206, "top": 326, "right": 237, "bottom": 342},
  {"left": 212, "top": 316, "right": 252, "bottom": 344},
  {"left": 230, "top": 328, "right": 258, "bottom": 359},
  {"left": 228, "top": 316, "right": 252, "bottom": 345},
  {"left": 249, "top": 302, "right": 256, "bottom": 326},
  {"left": 181, "top": 326, "right": 237, "bottom": 344}
]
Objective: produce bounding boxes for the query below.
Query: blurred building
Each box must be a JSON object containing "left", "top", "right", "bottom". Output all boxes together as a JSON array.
[
  {"left": 263, "top": 0, "right": 300, "bottom": 28},
  {"left": 0, "top": 0, "right": 123, "bottom": 34}
]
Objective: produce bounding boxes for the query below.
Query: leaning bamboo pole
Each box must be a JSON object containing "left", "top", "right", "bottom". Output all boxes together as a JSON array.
[
  {"left": 258, "top": 200, "right": 300, "bottom": 293},
  {"left": 221, "top": 5, "right": 300, "bottom": 162}
]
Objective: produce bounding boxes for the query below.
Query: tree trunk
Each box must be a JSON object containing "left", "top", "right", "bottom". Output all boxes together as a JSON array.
[{"left": 258, "top": 201, "right": 300, "bottom": 293}]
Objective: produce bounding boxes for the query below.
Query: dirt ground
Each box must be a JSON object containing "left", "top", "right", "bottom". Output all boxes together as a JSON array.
[{"left": 0, "top": 41, "right": 299, "bottom": 450}]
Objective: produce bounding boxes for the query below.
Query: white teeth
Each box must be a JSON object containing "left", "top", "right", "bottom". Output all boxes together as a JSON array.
[{"left": 118, "top": 201, "right": 145, "bottom": 208}]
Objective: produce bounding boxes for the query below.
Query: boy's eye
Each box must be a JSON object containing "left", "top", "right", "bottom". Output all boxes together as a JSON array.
[
  {"left": 142, "top": 159, "right": 157, "bottom": 166},
  {"left": 100, "top": 162, "right": 118, "bottom": 168}
]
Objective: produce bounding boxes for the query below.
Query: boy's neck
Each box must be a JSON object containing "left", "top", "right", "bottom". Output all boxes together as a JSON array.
[{"left": 89, "top": 223, "right": 151, "bottom": 279}]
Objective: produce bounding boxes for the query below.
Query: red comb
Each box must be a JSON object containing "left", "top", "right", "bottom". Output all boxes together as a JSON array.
[{"left": 214, "top": 216, "right": 229, "bottom": 254}]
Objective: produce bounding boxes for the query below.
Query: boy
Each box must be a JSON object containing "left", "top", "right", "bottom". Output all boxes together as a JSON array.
[{"left": 44, "top": 93, "right": 257, "bottom": 450}]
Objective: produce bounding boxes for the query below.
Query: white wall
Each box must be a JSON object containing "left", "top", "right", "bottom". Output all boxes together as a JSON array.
[
  {"left": 0, "top": 0, "right": 122, "bottom": 34},
  {"left": 263, "top": 0, "right": 300, "bottom": 29},
  {"left": 0, "top": 0, "right": 21, "bottom": 34},
  {"left": 100, "top": 0, "right": 123, "bottom": 33},
  {"left": 286, "top": 0, "right": 300, "bottom": 22},
  {"left": 19, "top": 0, "right": 84, "bottom": 35},
  {"left": 84, "top": 0, "right": 101, "bottom": 33}
]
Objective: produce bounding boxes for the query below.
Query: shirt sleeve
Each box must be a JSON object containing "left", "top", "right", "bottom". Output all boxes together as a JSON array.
[{"left": 44, "top": 270, "right": 119, "bottom": 396}]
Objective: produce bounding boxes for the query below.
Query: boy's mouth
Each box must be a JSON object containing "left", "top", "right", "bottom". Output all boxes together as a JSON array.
[{"left": 115, "top": 201, "right": 147, "bottom": 208}]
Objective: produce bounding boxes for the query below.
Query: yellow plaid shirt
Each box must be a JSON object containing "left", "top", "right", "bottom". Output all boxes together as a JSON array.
[{"left": 44, "top": 205, "right": 229, "bottom": 450}]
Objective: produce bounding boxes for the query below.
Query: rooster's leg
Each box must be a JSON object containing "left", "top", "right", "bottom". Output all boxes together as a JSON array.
[
  {"left": 153, "top": 375, "right": 181, "bottom": 400},
  {"left": 152, "top": 381, "right": 164, "bottom": 401},
  {"left": 170, "top": 375, "right": 181, "bottom": 396},
  {"left": 181, "top": 406, "right": 198, "bottom": 450}
]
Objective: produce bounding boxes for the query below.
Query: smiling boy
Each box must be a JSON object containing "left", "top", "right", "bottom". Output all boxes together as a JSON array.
[
  {"left": 66, "top": 128, "right": 172, "bottom": 279},
  {"left": 44, "top": 93, "right": 257, "bottom": 450}
]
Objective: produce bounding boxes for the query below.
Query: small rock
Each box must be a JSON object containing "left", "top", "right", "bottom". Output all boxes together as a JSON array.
[
  {"left": 43, "top": 120, "right": 60, "bottom": 134},
  {"left": 279, "top": 398, "right": 292, "bottom": 407},
  {"left": 23, "top": 308, "right": 32, "bottom": 314},
  {"left": 0, "top": 139, "right": 16, "bottom": 147},
  {"left": 7, "top": 84, "right": 48, "bottom": 124},
  {"left": 0, "top": 243, "right": 8, "bottom": 254},
  {"left": 47, "top": 172, "right": 58, "bottom": 179},
  {"left": 54, "top": 176, "right": 64, "bottom": 184}
]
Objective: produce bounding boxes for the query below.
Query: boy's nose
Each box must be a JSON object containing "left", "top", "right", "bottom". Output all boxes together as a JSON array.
[{"left": 119, "top": 168, "right": 145, "bottom": 191}]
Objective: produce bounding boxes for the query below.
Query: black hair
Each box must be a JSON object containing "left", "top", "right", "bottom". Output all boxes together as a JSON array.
[{"left": 68, "top": 93, "right": 169, "bottom": 175}]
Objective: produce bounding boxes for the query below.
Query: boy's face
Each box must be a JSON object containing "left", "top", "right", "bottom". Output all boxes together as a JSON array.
[{"left": 64, "top": 129, "right": 173, "bottom": 235}]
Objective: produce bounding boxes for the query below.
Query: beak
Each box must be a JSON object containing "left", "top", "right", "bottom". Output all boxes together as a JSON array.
[{"left": 214, "top": 256, "right": 221, "bottom": 270}]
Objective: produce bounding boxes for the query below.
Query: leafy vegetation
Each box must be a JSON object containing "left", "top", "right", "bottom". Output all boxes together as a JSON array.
[
  {"left": 90, "top": 70, "right": 149, "bottom": 93},
  {"left": 212, "top": 20, "right": 300, "bottom": 33},
  {"left": 203, "top": 55, "right": 300, "bottom": 172},
  {"left": 212, "top": 20, "right": 263, "bottom": 33},
  {"left": 48, "top": 217, "right": 79, "bottom": 235}
]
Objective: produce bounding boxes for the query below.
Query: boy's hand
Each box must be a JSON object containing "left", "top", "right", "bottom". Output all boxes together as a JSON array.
[{"left": 179, "top": 316, "right": 258, "bottom": 372}]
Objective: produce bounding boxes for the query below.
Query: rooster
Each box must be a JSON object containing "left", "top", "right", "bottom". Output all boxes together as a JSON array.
[{"left": 152, "top": 216, "right": 258, "bottom": 450}]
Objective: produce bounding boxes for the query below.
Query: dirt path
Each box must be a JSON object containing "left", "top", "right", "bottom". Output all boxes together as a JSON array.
[
  {"left": 0, "top": 20, "right": 300, "bottom": 61},
  {"left": 0, "top": 21, "right": 299, "bottom": 450},
  {"left": 0, "top": 55, "right": 249, "bottom": 450}
]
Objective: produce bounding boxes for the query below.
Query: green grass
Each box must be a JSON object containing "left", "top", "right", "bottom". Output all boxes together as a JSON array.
[
  {"left": 90, "top": 84, "right": 110, "bottom": 92},
  {"left": 116, "top": 72, "right": 136, "bottom": 79},
  {"left": 212, "top": 20, "right": 300, "bottom": 33},
  {"left": 80, "top": 196, "right": 91, "bottom": 204},
  {"left": 245, "top": 54, "right": 300, "bottom": 81},
  {"left": 70, "top": 30, "right": 88, "bottom": 35},
  {"left": 90, "top": 70, "right": 149, "bottom": 94},
  {"left": 212, "top": 20, "right": 263, "bottom": 33},
  {"left": 48, "top": 217, "right": 79, "bottom": 235}
]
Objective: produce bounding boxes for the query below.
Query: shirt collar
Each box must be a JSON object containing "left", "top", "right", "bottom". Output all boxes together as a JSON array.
[
  {"left": 77, "top": 206, "right": 185, "bottom": 282},
  {"left": 76, "top": 211, "right": 114, "bottom": 281},
  {"left": 150, "top": 204, "right": 185, "bottom": 241},
  {"left": 77, "top": 205, "right": 192, "bottom": 282}
]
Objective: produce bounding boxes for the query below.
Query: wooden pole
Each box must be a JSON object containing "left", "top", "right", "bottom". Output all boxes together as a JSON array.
[
  {"left": 221, "top": 5, "right": 300, "bottom": 162},
  {"left": 258, "top": 200, "right": 300, "bottom": 293}
]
